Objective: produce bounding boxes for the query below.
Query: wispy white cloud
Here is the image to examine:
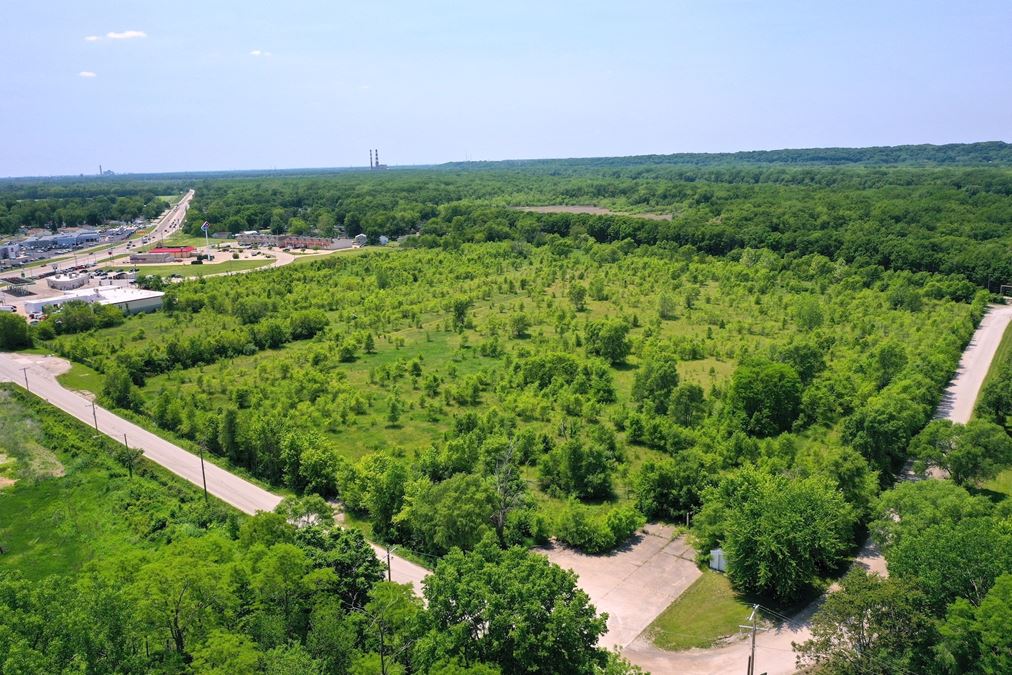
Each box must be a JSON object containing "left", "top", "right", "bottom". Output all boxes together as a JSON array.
[
  {"left": 106, "top": 30, "right": 146, "bottom": 40},
  {"left": 84, "top": 35, "right": 101, "bottom": 42},
  {"left": 79, "top": 71, "right": 97, "bottom": 78},
  {"left": 249, "top": 49, "right": 272, "bottom": 57}
]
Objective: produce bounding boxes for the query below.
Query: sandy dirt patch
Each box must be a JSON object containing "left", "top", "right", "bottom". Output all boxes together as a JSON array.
[{"left": 513, "top": 205, "right": 673, "bottom": 221}]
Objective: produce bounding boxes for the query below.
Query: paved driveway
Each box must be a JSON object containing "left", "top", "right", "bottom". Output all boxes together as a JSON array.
[{"left": 539, "top": 523, "right": 701, "bottom": 649}]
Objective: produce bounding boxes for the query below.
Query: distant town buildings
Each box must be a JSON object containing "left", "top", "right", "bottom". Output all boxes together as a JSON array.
[
  {"left": 149, "top": 246, "right": 196, "bottom": 259},
  {"left": 20, "top": 230, "right": 100, "bottom": 250},
  {"left": 235, "top": 232, "right": 356, "bottom": 250},
  {"left": 0, "top": 241, "right": 19, "bottom": 260}
]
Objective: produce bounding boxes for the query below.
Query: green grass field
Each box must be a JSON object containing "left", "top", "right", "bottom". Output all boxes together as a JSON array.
[
  {"left": 106, "top": 258, "right": 270, "bottom": 277},
  {"left": 138, "top": 233, "right": 210, "bottom": 251},
  {"left": 983, "top": 469, "right": 1012, "bottom": 497},
  {"left": 56, "top": 361, "right": 105, "bottom": 393},
  {"left": 646, "top": 569, "right": 757, "bottom": 650},
  {"left": 0, "top": 386, "right": 231, "bottom": 580}
]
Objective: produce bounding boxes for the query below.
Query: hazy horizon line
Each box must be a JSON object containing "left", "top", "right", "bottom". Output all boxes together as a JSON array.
[{"left": 4, "top": 139, "right": 1009, "bottom": 181}]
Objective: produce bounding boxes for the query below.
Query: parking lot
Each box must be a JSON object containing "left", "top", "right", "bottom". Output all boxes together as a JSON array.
[{"left": 538, "top": 523, "right": 702, "bottom": 649}]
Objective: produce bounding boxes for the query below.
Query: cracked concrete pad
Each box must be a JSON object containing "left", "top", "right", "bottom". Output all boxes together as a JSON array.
[{"left": 539, "top": 523, "right": 701, "bottom": 649}]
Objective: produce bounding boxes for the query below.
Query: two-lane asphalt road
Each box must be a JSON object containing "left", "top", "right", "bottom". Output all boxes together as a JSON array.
[{"left": 0, "top": 350, "right": 428, "bottom": 592}]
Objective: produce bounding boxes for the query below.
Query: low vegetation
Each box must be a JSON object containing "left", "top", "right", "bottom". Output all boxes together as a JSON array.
[{"left": 647, "top": 569, "right": 757, "bottom": 651}]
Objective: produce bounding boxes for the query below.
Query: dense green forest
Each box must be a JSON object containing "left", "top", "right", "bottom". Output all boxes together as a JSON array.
[
  {"left": 442, "top": 140, "right": 1012, "bottom": 169},
  {"left": 0, "top": 387, "right": 639, "bottom": 673},
  {"left": 174, "top": 160, "right": 1012, "bottom": 289},
  {"left": 0, "top": 179, "right": 179, "bottom": 233}
]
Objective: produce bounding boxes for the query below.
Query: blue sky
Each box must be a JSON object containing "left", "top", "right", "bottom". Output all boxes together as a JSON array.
[{"left": 2, "top": 1, "right": 1009, "bottom": 176}]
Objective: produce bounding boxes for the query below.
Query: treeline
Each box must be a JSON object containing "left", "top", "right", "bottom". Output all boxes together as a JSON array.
[
  {"left": 165, "top": 161, "right": 1012, "bottom": 287},
  {"left": 977, "top": 334, "right": 1012, "bottom": 433},
  {"left": 0, "top": 387, "right": 636, "bottom": 674},
  {"left": 798, "top": 479, "right": 1012, "bottom": 673},
  {"left": 414, "top": 190, "right": 1012, "bottom": 289},
  {"left": 0, "top": 191, "right": 172, "bottom": 234},
  {"left": 441, "top": 141, "right": 1012, "bottom": 170}
]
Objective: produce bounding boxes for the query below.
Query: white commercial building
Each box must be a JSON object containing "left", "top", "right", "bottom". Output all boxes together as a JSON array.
[
  {"left": 25, "top": 286, "right": 164, "bottom": 316},
  {"left": 47, "top": 272, "right": 91, "bottom": 291}
]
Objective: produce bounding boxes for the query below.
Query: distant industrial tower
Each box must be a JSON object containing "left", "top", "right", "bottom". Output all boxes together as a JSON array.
[{"left": 370, "top": 149, "right": 387, "bottom": 170}]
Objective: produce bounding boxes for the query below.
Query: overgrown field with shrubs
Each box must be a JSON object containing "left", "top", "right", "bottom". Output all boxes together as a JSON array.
[{"left": 41, "top": 239, "right": 985, "bottom": 582}]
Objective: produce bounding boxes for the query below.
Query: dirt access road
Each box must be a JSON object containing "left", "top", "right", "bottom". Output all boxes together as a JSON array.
[
  {"left": 0, "top": 351, "right": 428, "bottom": 593},
  {"left": 622, "top": 302, "right": 1012, "bottom": 674}
]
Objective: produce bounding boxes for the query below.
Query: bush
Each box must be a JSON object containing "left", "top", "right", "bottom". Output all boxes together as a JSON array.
[
  {"left": 0, "top": 312, "right": 32, "bottom": 349},
  {"left": 538, "top": 436, "right": 615, "bottom": 500},
  {"left": 556, "top": 502, "right": 645, "bottom": 553}
]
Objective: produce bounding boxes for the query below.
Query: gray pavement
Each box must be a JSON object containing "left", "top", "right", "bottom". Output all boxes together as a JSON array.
[
  {"left": 540, "top": 524, "right": 700, "bottom": 649},
  {"left": 935, "top": 303, "right": 1012, "bottom": 423}
]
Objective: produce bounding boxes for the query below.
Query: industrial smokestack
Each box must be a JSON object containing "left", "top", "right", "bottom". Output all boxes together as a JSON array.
[
  {"left": 369, "top": 149, "right": 373, "bottom": 169},
  {"left": 375, "top": 149, "right": 380, "bottom": 166}
]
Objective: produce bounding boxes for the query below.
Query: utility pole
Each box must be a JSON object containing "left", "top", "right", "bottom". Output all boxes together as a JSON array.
[
  {"left": 740, "top": 604, "right": 760, "bottom": 675},
  {"left": 378, "top": 618, "right": 387, "bottom": 675},
  {"left": 385, "top": 544, "right": 394, "bottom": 582},
  {"left": 91, "top": 401, "right": 99, "bottom": 430},
  {"left": 123, "top": 433, "right": 134, "bottom": 478},
  {"left": 199, "top": 443, "right": 209, "bottom": 503},
  {"left": 21, "top": 367, "right": 29, "bottom": 392}
]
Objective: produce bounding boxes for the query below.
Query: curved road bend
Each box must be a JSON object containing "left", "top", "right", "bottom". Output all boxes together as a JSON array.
[
  {"left": 622, "top": 302, "right": 1012, "bottom": 674},
  {"left": 0, "top": 351, "right": 428, "bottom": 593}
]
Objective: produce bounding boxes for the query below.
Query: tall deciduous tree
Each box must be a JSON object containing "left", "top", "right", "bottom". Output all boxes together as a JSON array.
[
  {"left": 0, "top": 312, "right": 31, "bottom": 349},
  {"left": 695, "top": 467, "right": 855, "bottom": 601},
  {"left": 910, "top": 419, "right": 1012, "bottom": 486},
  {"left": 936, "top": 574, "right": 1012, "bottom": 675},
  {"left": 416, "top": 538, "right": 608, "bottom": 674},
  {"left": 632, "top": 352, "right": 680, "bottom": 414},
  {"left": 726, "top": 358, "right": 802, "bottom": 437},
  {"left": 396, "top": 473, "right": 495, "bottom": 554},
  {"left": 585, "top": 319, "right": 630, "bottom": 365},
  {"left": 796, "top": 569, "right": 938, "bottom": 675},
  {"left": 569, "top": 284, "right": 588, "bottom": 311}
]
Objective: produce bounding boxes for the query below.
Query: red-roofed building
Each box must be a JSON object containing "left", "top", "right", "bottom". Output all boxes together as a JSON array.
[{"left": 149, "top": 246, "right": 196, "bottom": 259}]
